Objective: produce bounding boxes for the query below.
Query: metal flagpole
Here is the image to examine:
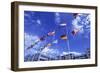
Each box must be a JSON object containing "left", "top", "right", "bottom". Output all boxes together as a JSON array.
[{"left": 66, "top": 24, "right": 71, "bottom": 59}]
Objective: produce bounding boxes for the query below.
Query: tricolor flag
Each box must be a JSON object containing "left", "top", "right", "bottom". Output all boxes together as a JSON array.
[
  {"left": 47, "top": 31, "right": 55, "bottom": 36},
  {"left": 60, "top": 34, "right": 68, "bottom": 40}
]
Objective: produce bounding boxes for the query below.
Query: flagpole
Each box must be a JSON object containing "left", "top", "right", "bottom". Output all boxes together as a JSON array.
[{"left": 66, "top": 25, "right": 70, "bottom": 59}]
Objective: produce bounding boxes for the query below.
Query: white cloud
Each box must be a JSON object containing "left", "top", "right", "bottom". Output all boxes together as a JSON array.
[
  {"left": 36, "top": 19, "right": 41, "bottom": 25},
  {"left": 61, "top": 51, "right": 82, "bottom": 56},
  {"left": 24, "top": 12, "right": 34, "bottom": 18},
  {"left": 24, "top": 33, "right": 40, "bottom": 56},
  {"left": 55, "top": 12, "right": 61, "bottom": 24},
  {"left": 24, "top": 13, "right": 30, "bottom": 17},
  {"left": 61, "top": 52, "right": 69, "bottom": 56},
  {"left": 41, "top": 47, "right": 60, "bottom": 57},
  {"left": 55, "top": 12, "right": 60, "bottom": 17},
  {"left": 24, "top": 32, "right": 48, "bottom": 57},
  {"left": 24, "top": 12, "right": 42, "bottom": 26},
  {"left": 24, "top": 33, "right": 39, "bottom": 49},
  {"left": 24, "top": 48, "right": 38, "bottom": 57},
  {"left": 72, "top": 13, "right": 90, "bottom": 36},
  {"left": 79, "top": 27, "right": 84, "bottom": 33},
  {"left": 41, "top": 47, "right": 50, "bottom": 54},
  {"left": 70, "top": 52, "right": 82, "bottom": 56}
]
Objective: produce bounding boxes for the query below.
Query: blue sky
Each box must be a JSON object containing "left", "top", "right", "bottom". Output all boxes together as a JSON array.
[{"left": 24, "top": 11, "right": 90, "bottom": 57}]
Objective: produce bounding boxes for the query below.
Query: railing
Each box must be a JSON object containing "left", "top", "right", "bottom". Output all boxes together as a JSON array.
[{"left": 24, "top": 53, "right": 90, "bottom": 62}]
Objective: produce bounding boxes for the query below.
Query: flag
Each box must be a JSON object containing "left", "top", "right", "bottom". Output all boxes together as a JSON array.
[
  {"left": 39, "top": 36, "right": 45, "bottom": 41},
  {"left": 27, "top": 45, "right": 33, "bottom": 49},
  {"left": 60, "top": 35, "right": 68, "bottom": 40},
  {"left": 52, "top": 40, "right": 58, "bottom": 44},
  {"left": 72, "top": 29, "right": 79, "bottom": 35},
  {"left": 47, "top": 31, "right": 55, "bottom": 36},
  {"left": 27, "top": 41, "right": 39, "bottom": 49},
  {"left": 47, "top": 43, "right": 52, "bottom": 47},
  {"left": 73, "top": 13, "right": 78, "bottom": 18},
  {"left": 60, "top": 23, "right": 67, "bottom": 27}
]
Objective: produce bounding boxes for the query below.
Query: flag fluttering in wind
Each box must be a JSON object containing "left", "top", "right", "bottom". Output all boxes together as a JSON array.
[
  {"left": 72, "top": 29, "right": 79, "bottom": 35},
  {"left": 27, "top": 36, "right": 46, "bottom": 50},
  {"left": 60, "top": 34, "right": 68, "bottom": 40},
  {"left": 47, "top": 31, "right": 55, "bottom": 36},
  {"left": 47, "top": 43, "right": 52, "bottom": 47},
  {"left": 73, "top": 13, "right": 78, "bottom": 18},
  {"left": 39, "top": 36, "right": 46, "bottom": 41},
  {"left": 27, "top": 31, "right": 56, "bottom": 50},
  {"left": 27, "top": 41, "right": 39, "bottom": 49},
  {"left": 60, "top": 23, "right": 67, "bottom": 27},
  {"left": 52, "top": 40, "right": 58, "bottom": 44},
  {"left": 40, "top": 43, "right": 52, "bottom": 52}
]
